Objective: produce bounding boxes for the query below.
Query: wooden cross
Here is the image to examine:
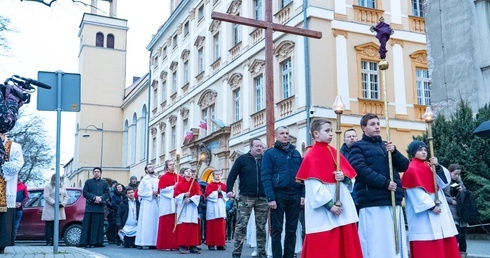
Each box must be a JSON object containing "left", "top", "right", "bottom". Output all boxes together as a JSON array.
[{"left": 212, "top": 2, "right": 322, "bottom": 147}]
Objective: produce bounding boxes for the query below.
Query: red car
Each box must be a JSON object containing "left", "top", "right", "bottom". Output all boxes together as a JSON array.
[{"left": 16, "top": 187, "right": 86, "bottom": 246}]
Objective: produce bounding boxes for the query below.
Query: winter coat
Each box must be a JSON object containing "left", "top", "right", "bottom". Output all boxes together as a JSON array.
[
  {"left": 116, "top": 197, "right": 140, "bottom": 230},
  {"left": 443, "top": 179, "right": 468, "bottom": 226},
  {"left": 348, "top": 134, "right": 409, "bottom": 209},
  {"left": 226, "top": 152, "right": 265, "bottom": 197},
  {"left": 41, "top": 183, "right": 68, "bottom": 221}
]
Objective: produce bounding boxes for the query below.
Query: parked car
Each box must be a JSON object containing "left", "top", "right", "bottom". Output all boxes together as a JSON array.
[{"left": 16, "top": 187, "right": 86, "bottom": 246}]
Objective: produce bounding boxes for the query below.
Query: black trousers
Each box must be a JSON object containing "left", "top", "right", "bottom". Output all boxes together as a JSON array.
[
  {"left": 269, "top": 191, "right": 301, "bottom": 258},
  {"left": 456, "top": 225, "right": 467, "bottom": 252},
  {"left": 45, "top": 221, "right": 54, "bottom": 245},
  {"left": 0, "top": 208, "right": 15, "bottom": 248},
  {"left": 123, "top": 236, "right": 136, "bottom": 248}
]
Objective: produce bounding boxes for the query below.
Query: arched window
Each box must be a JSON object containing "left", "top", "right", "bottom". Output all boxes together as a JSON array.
[
  {"left": 139, "top": 105, "right": 147, "bottom": 160},
  {"left": 96, "top": 32, "right": 104, "bottom": 47},
  {"left": 131, "top": 113, "right": 138, "bottom": 165},
  {"left": 107, "top": 34, "right": 115, "bottom": 48},
  {"left": 123, "top": 120, "right": 129, "bottom": 166}
]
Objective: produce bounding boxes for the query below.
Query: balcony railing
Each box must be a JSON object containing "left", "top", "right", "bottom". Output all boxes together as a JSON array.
[
  {"left": 196, "top": 71, "right": 204, "bottom": 85},
  {"left": 159, "top": 154, "right": 166, "bottom": 165},
  {"left": 275, "top": 4, "right": 291, "bottom": 25},
  {"left": 353, "top": 5, "right": 384, "bottom": 25},
  {"left": 359, "top": 99, "right": 384, "bottom": 116},
  {"left": 230, "top": 43, "right": 241, "bottom": 60},
  {"left": 230, "top": 119, "right": 242, "bottom": 136},
  {"left": 277, "top": 97, "right": 294, "bottom": 118},
  {"left": 251, "top": 110, "right": 265, "bottom": 129},
  {"left": 250, "top": 28, "right": 263, "bottom": 46},
  {"left": 409, "top": 15, "right": 425, "bottom": 33},
  {"left": 211, "top": 58, "right": 221, "bottom": 73}
]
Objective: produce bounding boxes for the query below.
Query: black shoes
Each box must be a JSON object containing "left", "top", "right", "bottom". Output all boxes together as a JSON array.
[
  {"left": 217, "top": 246, "right": 226, "bottom": 250},
  {"left": 189, "top": 246, "right": 201, "bottom": 254},
  {"left": 208, "top": 246, "right": 216, "bottom": 250},
  {"left": 93, "top": 244, "right": 105, "bottom": 247}
]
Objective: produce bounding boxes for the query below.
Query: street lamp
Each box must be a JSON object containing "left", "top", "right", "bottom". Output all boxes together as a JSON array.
[{"left": 83, "top": 123, "right": 104, "bottom": 168}]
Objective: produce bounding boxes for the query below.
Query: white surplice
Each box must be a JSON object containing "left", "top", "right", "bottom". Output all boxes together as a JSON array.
[
  {"left": 135, "top": 174, "right": 159, "bottom": 246},
  {"left": 3, "top": 141, "right": 24, "bottom": 208},
  {"left": 205, "top": 190, "right": 228, "bottom": 220},
  {"left": 175, "top": 193, "right": 200, "bottom": 224},
  {"left": 158, "top": 185, "right": 176, "bottom": 216}
]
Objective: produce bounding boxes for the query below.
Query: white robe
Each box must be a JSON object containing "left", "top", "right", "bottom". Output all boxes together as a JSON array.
[
  {"left": 404, "top": 167, "right": 458, "bottom": 241},
  {"left": 135, "top": 174, "right": 159, "bottom": 246},
  {"left": 205, "top": 190, "right": 228, "bottom": 220},
  {"left": 358, "top": 206, "right": 409, "bottom": 258},
  {"left": 3, "top": 141, "right": 24, "bottom": 208},
  {"left": 175, "top": 193, "right": 200, "bottom": 224},
  {"left": 158, "top": 185, "right": 176, "bottom": 216},
  {"left": 119, "top": 199, "right": 138, "bottom": 240}
]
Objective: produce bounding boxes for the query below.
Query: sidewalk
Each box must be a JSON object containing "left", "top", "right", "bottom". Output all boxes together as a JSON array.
[{"left": 2, "top": 246, "right": 109, "bottom": 258}]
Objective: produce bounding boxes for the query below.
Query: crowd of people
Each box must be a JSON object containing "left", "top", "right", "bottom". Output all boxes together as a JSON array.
[{"left": 73, "top": 113, "right": 477, "bottom": 258}]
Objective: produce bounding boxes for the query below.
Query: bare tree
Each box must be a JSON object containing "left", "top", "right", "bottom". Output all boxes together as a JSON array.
[{"left": 8, "top": 109, "right": 55, "bottom": 186}]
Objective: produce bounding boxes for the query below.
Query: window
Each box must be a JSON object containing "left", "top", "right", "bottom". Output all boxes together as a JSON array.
[
  {"left": 151, "top": 137, "right": 156, "bottom": 159},
  {"left": 161, "top": 81, "right": 167, "bottom": 102},
  {"left": 163, "top": 46, "right": 167, "bottom": 59},
  {"left": 255, "top": 75, "right": 264, "bottom": 111},
  {"left": 153, "top": 87, "right": 158, "bottom": 109},
  {"left": 107, "top": 34, "right": 115, "bottom": 48},
  {"left": 416, "top": 68, "right": 430, "bottom": 105},
  {"left": 412, "top": 0, "right": 425, "bottom": 17},
  {"left": 281, "top": 0, "right": 292, "bottom": 8},
  {"left": 160, "top": 132, "right": 166, "bottom": 155},
  {"left": 183, "top": 119, "right": 188, "bottom": 131},
  {"left": 171, "top": 126, "right": 176, "bottom": 150},
  {"left": 213, "top": 33, "right": 220, "bottom": 60},
  {"left": 202, "top": 105, "right": 216, "bottom": 135},
  {"left": 96, "top": 32, "right": 104, "bottom": 47},
  {"left": 198, "top": 48, "right": 204, "bottom": 73},
  {"left": 233, "top": 23, "right": 241, "bottom": 45},
  {"left": 184, "top": 21, "right": 189, "bottom": 36},
  {"left": 198, "top": 5, "right": 204, "bottom": 21},
  {"left": 281, "top": 59, "right": 293, "bottom": 99},
  {"left": 173, "top": 34, "right": 178, "bottom": 48},
  {"left": 233, "top": 89, "right": 240, "bottom": 122},
  {"left": 358, "top": 0, "right": 375, "bottom": 8},
  {"left": 255, "top": 0, "right": 262, "bottom": 20},
  {"left": 172, "top": 71, "right": 177, "bottom": 93},
  {"left": 361, "top": 60, "right": 379, "bottom": 100},
  {"left": 184, "top": 61, "right": 189, "bottom": 84}
]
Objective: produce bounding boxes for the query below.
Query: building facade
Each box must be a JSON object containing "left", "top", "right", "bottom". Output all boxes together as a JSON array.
[{"left": 146, "top": 0, "right": 429, "bottom": 181}]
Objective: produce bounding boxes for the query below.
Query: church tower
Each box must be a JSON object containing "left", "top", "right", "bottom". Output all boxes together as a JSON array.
[{"left": 69, "top": 0, "right": 129, "bottom": 186}]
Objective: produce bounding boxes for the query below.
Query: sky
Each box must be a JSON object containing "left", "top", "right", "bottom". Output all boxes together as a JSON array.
[{"left": 0, "top": 0, "right": 170, "bottom": 169}]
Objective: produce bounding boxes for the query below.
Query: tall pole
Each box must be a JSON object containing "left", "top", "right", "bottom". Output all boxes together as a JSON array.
[
  {"left": 423, "top": 107, "right": 441, "bottom": 205},
  {"left": 332, "top": 96, "right": 345, "bottom": 207},
  {"left": 100, "top": 123, "right": 104, "bottom": 168}
]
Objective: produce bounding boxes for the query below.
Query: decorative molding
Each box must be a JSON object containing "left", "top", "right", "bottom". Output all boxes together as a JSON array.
[
  {"left": 198, "top": 89, "right": 218, "bottom": 108},
  {"left": 194, "top": 35, "right": 205, "bottom": 48},
  {"left": 159, "top": 121, "right": 166, "bottom": 131},
  {"left": 209, "top": 20, "right": 221, "bottom": 33},
  {"left": 168, "top": 115, "right": 177, "bottom": 126},
  {"left": 166, "top": 37, "right": 172, "bottom": 46},
  {"left": 170, "top": 61, "right": 178, "bottom": 71},
  {"left": 180, "top": 49, "right": 190, "bottom": 61},
  {"left": 332, "top": 29, "right": 349, "bottom": 39},
  {"left": 248, "top": 59, "right": 266, "bottom": 76},
  {"left": 226, "top": 0, "right": 242, "bottom": 15},
  {"left": 354, "top": 42, "right": 380, "bottom": 58},
  {"left": 189, "top": 8, "right": 196, "bottom": 20},
  {"left": 409, "top": 50, "right": 428, "bottom": 64},
  {"left": 228, "top": 73, "right": 242, "bottom": 90},
  {"left": 273, "top": 40, "right": 295, "bottom": 61},
  {"left": 177, "top": 24, "right": 183, "bottom": 35},
  {"left": 151, "top": 79, "right": 158, "bottom": 89},
  {"left": 160, "top": 70, "right": 167, "bottom": 80},
  {"left": 390, "top": 39, "right": 404, "bottom": 48},
  {"left": 179, "top": 107, "right": 190, "bottom": 119},
  {"left": 151, "top": 127, "right": 157, "bottom": 137}
]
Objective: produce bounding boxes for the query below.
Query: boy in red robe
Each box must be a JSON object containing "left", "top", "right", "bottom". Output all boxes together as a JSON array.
[
  {"left": 174, "top": 168, "right": 202, "bottom": 254},
  {"left": 204, "top": 170, "right": 227, "bottom": 250},
  {"left": 296, "top": 118, "right": 363, "bottom": 258},
  {"left": 156, "top": 160, "right": 179, "bottom": 250}
]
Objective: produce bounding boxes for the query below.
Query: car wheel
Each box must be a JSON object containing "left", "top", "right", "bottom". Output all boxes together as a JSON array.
[{"left": 63, "top": 224, "right": 82, "bottom": 246}]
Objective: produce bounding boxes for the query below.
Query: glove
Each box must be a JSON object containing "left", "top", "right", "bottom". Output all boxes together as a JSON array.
[{"left": 5, "top": 85, "right": 25, "bottom": 108}]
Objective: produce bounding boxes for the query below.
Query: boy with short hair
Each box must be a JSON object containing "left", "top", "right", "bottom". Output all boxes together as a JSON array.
[
  {"left": 204, "top": 170, "right": 228, "bottom": 251},
  {"left": 117, "top": 187, "right": 140, "bottom": 248},
  {"left": 296, "top": 118, "right": 363, "bottom": 258}
]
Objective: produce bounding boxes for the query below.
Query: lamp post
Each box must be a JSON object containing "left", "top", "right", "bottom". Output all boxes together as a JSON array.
[
  {"left": 332, "top": 95, "right": 345, "bottom": 207},
  {"left": 422, "top": 107, "right": 441, "bottom": 205},
  {"left": 83, "top": 123, "right": 104, "bottom": 168}
]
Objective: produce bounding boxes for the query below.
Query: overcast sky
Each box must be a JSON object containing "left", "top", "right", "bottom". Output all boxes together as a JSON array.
[{"left": 0, "top": 0, "right": 169, "bottom": 167}]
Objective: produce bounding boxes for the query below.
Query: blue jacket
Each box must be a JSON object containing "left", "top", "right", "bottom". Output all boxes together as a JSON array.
[
  {"left": 261, "top": 141, "right": 303, "bottom": 202},
  {"left": 348, "top": 134, "right": 409, "bottom": 209}
]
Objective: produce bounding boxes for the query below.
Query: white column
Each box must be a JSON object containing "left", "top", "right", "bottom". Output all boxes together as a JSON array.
[
  {"left": 165, "top": 122, "right": 170, "bottom": 157},
  {"left": 296, "top": 35, "right": 306, "bottom": 108},
  {"left": 335, "top": 34, "right": 350, "bottom": 109},
  {"left": 390, "top": 0, "right": 402, "bottom": 24},
  {"left": 334, "top": 0, "right": 346, "bottom": 15},
  {"left": 393, "top": 43, "right": 407, "bottom": 115},
  {"left": 242, "top": 64, "right": 250, "bottom": 130}
]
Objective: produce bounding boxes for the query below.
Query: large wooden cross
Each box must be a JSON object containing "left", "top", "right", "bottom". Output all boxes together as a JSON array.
[{"left": 212, "top": 2, "right": 322, "bottom": 147}]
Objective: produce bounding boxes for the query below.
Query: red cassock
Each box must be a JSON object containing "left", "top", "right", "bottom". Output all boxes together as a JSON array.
[
  {"left": 156, "top": 171, "right": 179, "bottom": 250},
  {"left": 174, "top": 178, "right": 202, "bottom": 247},
  {"left": 204, "top": 181, "right": 227, "bottom": 247}
]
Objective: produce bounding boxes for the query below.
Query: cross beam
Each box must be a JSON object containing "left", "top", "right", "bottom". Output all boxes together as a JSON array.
[{"left": 211, "top": 3, "right": 322, "bottom": 147}]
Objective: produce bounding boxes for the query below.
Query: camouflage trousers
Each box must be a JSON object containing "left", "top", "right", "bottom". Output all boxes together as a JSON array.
[{"left": 232, "top": 195, "right": 268, "bottom": 257}]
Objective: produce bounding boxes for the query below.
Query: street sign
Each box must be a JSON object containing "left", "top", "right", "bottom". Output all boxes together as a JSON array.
[{"left": 37, "top": 71, "right": 81, "bottom": 112}]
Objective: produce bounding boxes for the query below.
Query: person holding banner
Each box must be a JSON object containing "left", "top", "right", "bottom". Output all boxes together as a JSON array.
[{"left": 348, "top": 113, "right": 409, "bottom": 258}]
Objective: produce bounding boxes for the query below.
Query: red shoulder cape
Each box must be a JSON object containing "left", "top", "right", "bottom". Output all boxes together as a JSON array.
[
  {"left": 401, "top": 158, "right": 436, "bottom": 193},
  {"left": 174, "top": 177, "right": 202, "bottom": 197},
  {"left": 296, "top": 142, "right": 356, "bottom": 184},
  {"left": 205, "top": 181, "right": 226, "bottom": 197},
  {"left": 158, "top": 171, "right": 178, "bottom": 189}
]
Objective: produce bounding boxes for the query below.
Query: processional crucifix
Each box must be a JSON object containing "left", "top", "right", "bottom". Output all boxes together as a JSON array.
[{"left": 211, "top": 2, "right": 322, "bottom": 146}]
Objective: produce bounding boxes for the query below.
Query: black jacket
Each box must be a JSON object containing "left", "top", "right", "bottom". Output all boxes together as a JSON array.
[
  {"left": 226, "top": 152, "right": 265, "bottom": 197},
  {"left": 348, "top": 134, "right": 409, "bottom": 209},
  {"left": 116, "top": 197, "right": 140, "bottom": 230},
  {"left": 83, "top": 178, "right": 110, "bottom": 213}
]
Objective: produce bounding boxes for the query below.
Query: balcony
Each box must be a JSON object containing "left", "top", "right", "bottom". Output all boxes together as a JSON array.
[
  {"left": 159, "top": 154, "right": 166, "bottom": 165},
  {"left": 277, "top": 96, "right": 294, "bottom": 118},
  {"left": 409, "top": 15, "right": 425, "bottom": 33},
  {"left": 251, "top": 110, "right": 265, "bottom": 129},
  {"left": 230, "top": 42, "right": 241, "bottom": 60},
  {"left": 230, "top": 119, "right": 242, "bottom": 136},
  {"left": 353, "top": 5, "right": 384, "bottom": 25},
  {"left": 211, "top": 58, "right": 221, "bottom": 73},
  {"left": 359, "top": 99, "right": 384, "bottom": 116},
  {"left": 250, "top": 28, "right": 263, "bottom": 46},
  {"left": 195, "top": 71, "right": 204, "bottom": 85},
  {"left": 274, "top": 4, "right": 291, "bottom": 25}
]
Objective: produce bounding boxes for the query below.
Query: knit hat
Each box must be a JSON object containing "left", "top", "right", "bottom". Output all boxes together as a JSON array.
[
  {"left": 130, "top": 176, "right": 137, "bottom": 180},
  {"left": 408, "top": 140, "right": 427, "bottom": 158}
]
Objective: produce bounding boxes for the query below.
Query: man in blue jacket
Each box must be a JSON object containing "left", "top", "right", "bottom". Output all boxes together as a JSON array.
[
  {"left": 348, "top": 113, "right": 409, "bottom": 258},
  {"left": 227, "top": 138, "right": 267, "bottom": 258},
  {"left": 261, "top": 126, "right": 303, "bottom": 258}
]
